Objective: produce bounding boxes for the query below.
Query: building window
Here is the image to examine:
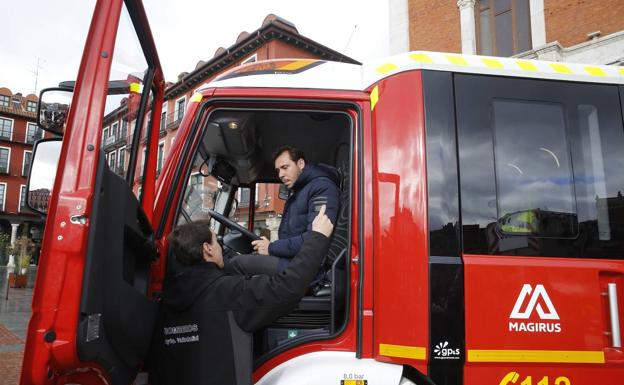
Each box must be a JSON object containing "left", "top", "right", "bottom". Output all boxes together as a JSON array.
[
  {"left": 157, "top": 141, "right": 165, "bottom": 173},
  {"left": 0, "top": 147, "right": 10, "bottom": 173},
  {"left": 0, "top": 183, "right": 6, "bottom": 211},
  {"left": 111, "top": 121, "right": 119, "bottom": 140},
  {"left": 238, "top": 187, "right": 251, "bottom": 207},
  {"left": 175, "top": 97, "right": 186, "bottom": 122},
  {"left": 26, "top": 101, "right": 37, "bottom": 113},
  {"left": 190, "top": 173, "right": 202, "bottom": 186},
  {"left": 19, "top": 185, "right": 27, "bottom": 212},
  {"left": 0, "top": 95, "right": 9, "bottom": 107},
  {"left": 160, "top": 102, "right": 167, "bottom": 131},
  {"left": 108, "top": 150, "right": 116, "bottom": 170},
  {"left": 477, "top": 0, "right": 531, "bottom": 56},
  {"left": 120, "top": 119, "right": 128, "bottom": 140},
  {"left": 26, "top": 123, "right": 42, "bottom": 144},
  {"left": 0, "top": 118, "right": 13, "bottom": 140},
  {"left": 118, "top": 146, "right": 126, "bottom": 175},
  {"left": 103, "top": 127, "right": 109, "bottom": 139},
  {"left": 23, "top": 151, "right": 32, "bottom": 176}
]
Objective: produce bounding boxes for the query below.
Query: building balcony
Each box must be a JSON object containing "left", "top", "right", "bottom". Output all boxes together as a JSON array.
[
  {"left": 165, "top": 110, "right": 184, "bottom": 130},
  {"left": 103, "top": 134, "right": 129, "bottom": 150},
  {"left": 103, "top": 135, "right": 116, "bottom": 147}
]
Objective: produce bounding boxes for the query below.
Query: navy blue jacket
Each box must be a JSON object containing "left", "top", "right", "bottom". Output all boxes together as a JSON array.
[{"left": 269, "top": 163, "right": 340, "bottom": 264}]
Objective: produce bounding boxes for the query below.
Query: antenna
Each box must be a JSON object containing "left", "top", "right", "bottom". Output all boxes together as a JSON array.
[
  {"left": 339, "top": 25, "right": 358, "bottom": 62},
  {"left": 30, "top": 57, "right": 46, "bottom": 94}
]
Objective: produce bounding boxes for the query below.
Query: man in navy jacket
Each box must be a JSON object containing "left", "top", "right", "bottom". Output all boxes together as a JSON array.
[{"left": 226, "top": 146, "right": 340, "bottom": 276}]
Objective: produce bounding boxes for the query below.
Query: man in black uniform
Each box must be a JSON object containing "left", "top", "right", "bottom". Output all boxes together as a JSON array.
[{"left": 151, "top": 206, "right": 333, "bottom": 385}]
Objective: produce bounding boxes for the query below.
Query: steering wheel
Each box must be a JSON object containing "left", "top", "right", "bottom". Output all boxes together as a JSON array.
[{"left": 208, "top": 209, "right": 261, "bottom": 242}]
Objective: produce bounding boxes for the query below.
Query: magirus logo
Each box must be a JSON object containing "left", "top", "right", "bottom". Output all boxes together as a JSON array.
[
  {"left": 509, "top": 284, "right": 561, "bottom": 333},
  {"left": 433, "top": 341, "right": 460, "bottom": 360}
]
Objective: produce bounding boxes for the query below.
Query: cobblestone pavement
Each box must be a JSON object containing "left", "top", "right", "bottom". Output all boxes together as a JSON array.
[{"left": 0, "top": 266, "right": 36, "bottom": 385}]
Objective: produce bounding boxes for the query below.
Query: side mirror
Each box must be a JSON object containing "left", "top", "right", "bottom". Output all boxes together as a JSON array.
[
  {"left": 27, "top": 139, "right": 62, "bottom": 215},
  {"left": 37, "top": 88, "right": 73, "bottom": 135}
]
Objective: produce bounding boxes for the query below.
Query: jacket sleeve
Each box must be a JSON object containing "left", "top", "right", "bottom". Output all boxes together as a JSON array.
[
  {"left": 233, "top": 231, "right": 330, "bottom": 332},
  {"left": 268, "top": 180, "right": 340, "bottom": 258}
]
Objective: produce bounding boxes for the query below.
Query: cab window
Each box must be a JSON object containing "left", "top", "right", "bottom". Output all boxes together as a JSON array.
[
  {"left": 100, "top": 4, "right": 154, "bottom": 200},
  {"left": 456, "top": 75, "right": 624, "bottom": 258},
  {"left": 492, "top": 99, "right": 577, "bottom": 238}
]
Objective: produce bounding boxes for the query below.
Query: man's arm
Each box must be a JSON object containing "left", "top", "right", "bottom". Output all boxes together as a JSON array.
[
  {"left": 233, "top": 209, "right": 333, "bottom": 332},
  {"left": 268, "top": 182, "right": 339, "bottom": 257}
]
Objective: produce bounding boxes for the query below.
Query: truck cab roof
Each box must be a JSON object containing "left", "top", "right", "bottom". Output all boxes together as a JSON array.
[{"left": 205, "top": 51, "right": 624, "bottom": 92}]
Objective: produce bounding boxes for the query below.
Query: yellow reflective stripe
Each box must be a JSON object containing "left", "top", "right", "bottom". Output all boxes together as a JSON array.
[
  {"left": 468, "top": 349, "right": 605, "bottom": 363},
  {"left": 129, "top": 82, "right": 141, "bottom": 93},
  {"left": 376, "top": 63, "right": 398, "bottom": 74},
  {"left": 482, "top": 58, "right": 504, "bottom": 69},
  {"left": 584, "top": 66, "right": 606, "bottom": 77},
  {"left": 342, "top": 381, "right": 366, "bottom": 385},
  {"left": 368, "top": 52, "right": 622, "bottom": 84},
  {"left": 446, "top": 55, "right": 468, "bottom": 66},
  {"left": 278, "top": 60, "right": 316, "bottom": 71},
  {"left": 409, "top": 53, "right": 433, "bottom": 63},
  {"left": 370, "top": 86, "right": 379, "bottom": 111},
  {"left": 190, "top": 92, "right": 203, "bottom": 103},
  {"left": 550, "top": 63, "right": 573, "bottom": 74},
  {"left": 379, "top": 343, "right": 426, "bottom": 360},
  {"left": 516, "top": 60, "right": 538, "bottom": 72}
]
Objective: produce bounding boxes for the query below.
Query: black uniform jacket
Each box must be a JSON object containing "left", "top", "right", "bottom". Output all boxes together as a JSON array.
[{"left": 151, "top": 231, "right": 330, "bottom": 385}]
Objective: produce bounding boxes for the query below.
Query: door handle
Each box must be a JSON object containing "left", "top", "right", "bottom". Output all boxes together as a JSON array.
[{"left": 607, "top": 283, "right": 622, "bottom": 348}]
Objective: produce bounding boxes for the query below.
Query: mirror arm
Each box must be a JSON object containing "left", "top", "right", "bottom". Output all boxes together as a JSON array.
[{"left": 58, "top": 80, "right": 134, "bottom": 95}]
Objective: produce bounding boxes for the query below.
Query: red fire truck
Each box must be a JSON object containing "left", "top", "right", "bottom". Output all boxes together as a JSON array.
[{"left": 21, "top": 1, "right": 624, "bottom": 384}]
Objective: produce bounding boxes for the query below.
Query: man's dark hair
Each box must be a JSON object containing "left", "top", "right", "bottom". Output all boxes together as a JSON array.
[
  {"left": 272, "top": 145, "right": 306, "bottom": 164},
  {"left": 167, "top": 220, "right": 213, "bottom": 266}
]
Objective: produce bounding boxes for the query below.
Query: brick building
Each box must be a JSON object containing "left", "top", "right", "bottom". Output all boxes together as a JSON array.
[
  {"left": 389, "top": 0, "right": 624, "bottom": 64},
  {"left": 102, "top": 14, "right": 357, "bottom": 234},
  {"left": 0, "top": 88, "right": 49, "bottom": 266}
]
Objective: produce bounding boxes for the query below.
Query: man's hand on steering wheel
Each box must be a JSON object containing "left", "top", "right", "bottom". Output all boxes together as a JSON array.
[{"left": 251, "top": 237, "right": 270, "bottom": 255}]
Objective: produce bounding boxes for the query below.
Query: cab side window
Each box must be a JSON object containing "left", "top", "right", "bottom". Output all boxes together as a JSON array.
[
  {"left": 457, "top": 75, "right": 624, "bottom": 258},
  {"left": 492, "top": 99, "right": 577, "bottom": 238}
]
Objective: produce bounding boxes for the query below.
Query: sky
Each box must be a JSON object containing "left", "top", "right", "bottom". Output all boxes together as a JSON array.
[{"left": 1, "top": 0, "right": 390, "bottom": 96}]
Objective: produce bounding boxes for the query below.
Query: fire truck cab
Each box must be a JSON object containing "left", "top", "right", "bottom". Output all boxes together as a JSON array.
[{"left": 21, "top": 1, "right": 624, "bottom": 385}]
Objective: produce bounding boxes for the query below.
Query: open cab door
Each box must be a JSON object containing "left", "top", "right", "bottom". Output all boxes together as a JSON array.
[{"left": 21, "top": 1, "right": 165, "bottom": 384}]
